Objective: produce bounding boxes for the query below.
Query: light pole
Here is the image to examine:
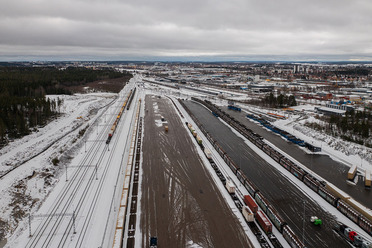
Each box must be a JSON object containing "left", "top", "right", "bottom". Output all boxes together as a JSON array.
[{"left": 303, "top": 200, "right": 306, "bottom": 245}]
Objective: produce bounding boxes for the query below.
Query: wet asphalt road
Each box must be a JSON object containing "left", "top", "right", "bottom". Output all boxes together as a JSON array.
[
  {"left": 184, "top": 100, "right": 350, "bottom": 248},
  {"left": 220, "top": 105, "right": 371, "bottom": 209}
]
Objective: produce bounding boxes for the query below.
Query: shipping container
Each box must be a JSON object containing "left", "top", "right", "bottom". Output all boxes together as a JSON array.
[
  {"left": 365, "top": 170, "right": 371, "bottom": 188},
  {"left": 225, "top": 180, "right": 236, "bottom": 194},
  {"left": 242, "top": 206, "right": 254, "bottom": 222},
  {"left": 348, "top": 165, "right": 357, "bottom": 180},
  {"left": 204, "top": 148, "right": 212, "bottom": 159},
  {"left": 256, "top": 210, "right": 272, "bottom": 234},
  {"left": 244, "top": 195, "right": 258, "bottom": 213}
]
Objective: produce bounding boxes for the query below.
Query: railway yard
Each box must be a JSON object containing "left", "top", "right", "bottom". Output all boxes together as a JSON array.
[{"left": 1, "top": 73, "right": 372, "bottom": 248}]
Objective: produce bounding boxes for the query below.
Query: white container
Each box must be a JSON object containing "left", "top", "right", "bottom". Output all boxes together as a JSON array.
[
  {"left": 225, "top": 180, "right": 236, "bottom": 194},
  {"left": 204, "top": 148, "right": 212, "bottom": 159},
  {"left": 242, "top": 206, "right": 254, "bottom": 222}
]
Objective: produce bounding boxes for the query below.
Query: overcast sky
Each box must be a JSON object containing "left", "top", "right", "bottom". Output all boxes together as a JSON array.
[{"left": 1, "top": 0, "right": 372, "bottom": 61}]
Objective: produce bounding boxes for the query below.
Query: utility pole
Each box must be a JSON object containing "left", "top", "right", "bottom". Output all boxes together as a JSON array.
[
  {"left": 95, "top": 164, "right": 98, "bottom": 180},
  {"left": 29, "top": 213, "right": 32, "bottom": 237},
  {"left": 303, "top": 200, "right": 306, "bottom": 245},
  {"left": 73, "top": 210, "right": 76, "bottom": 234}
]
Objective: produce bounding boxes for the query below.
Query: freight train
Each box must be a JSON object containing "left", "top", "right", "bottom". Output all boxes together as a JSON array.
[
  {"left": 190, "top": 98, "right": 372, "bottom": 239},
  {"left": 246, "top": 113, "right": 305, "bottom": 147},
  {"left": 181, "top": 100, "right": 304, "bottom": 247},
  {"left": 106, "top": 88, "right": 135, "bottom": 144},
  {"left": 185, "top": 120, "right": 283, "bottom": 248}
]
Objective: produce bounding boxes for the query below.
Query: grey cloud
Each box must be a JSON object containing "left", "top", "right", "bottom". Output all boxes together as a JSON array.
[{"left": 0, "top": 0, "right": 372, "bottom": 60}]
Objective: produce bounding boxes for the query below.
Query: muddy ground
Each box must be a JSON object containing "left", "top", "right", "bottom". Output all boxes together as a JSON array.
[{"left": 140, "top": 95, "right": 253, "bottom": 248}]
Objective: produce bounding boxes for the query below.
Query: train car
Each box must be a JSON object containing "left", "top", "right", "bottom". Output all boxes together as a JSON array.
[
  {"left": 279, "top": 157, "right": 292, "bottom": 171},
  {"left": 266, "top": 205, "right": 286, "bottom": 232},
  {"left": 346, "top": 198, "right": 372, "bottom": 223},
  {"left": 290, "top": 165, "right": 307, "bottom": 181},
  {"left": 236, "top": 169, "right": 245, "bottom": 184},
  {"left": 196, "top": 135, "right": 202, "bottom": 145},
  {"left": 255, "top": 139, "right": 265, "bottom": 149},
  {"left": 187, "top": 123, "right": 193, "bottom": 132},
  {"left": 317, "top": 186, "right": 339, "bottom": 206},
  {"left": 303, "top": 174, "right": 320, "bottom": 193},
  {"left": 282, "top": 225, "right": 306, "bottom": 248},
  {"left": 255, "top": 192, "right": 270, "bottom": 214},
  {"left": 244, "top": 178, "right": 259, "bottom": 197},
  {"left": 242, "top": 206, "right": 254, "bottom": 222},
  {"left": 358, "top": 215, "right": 372, "bottom": 236},
  {"left": 256, "top": 210, "right": 272, "bottom": 234},
  {"left": 262, "top": 144, "right": 272, "bottom": 156},
  {"left": 244, "top": 195, "right": 258, "bottom": 213},
  {"left": 225, "top": 180, "right": 236, "bottom": 194},
  {"left": 337, "top": 200, "right": 359, "bottom": 223},
  {"left": 271, "top": 150, "right": 283, "bottom": 163},
  {"left": 204, "top": 148, "right": 212, "bottom": 160},
  {"left": 228, "top": 160, "right": 239, "bottom": 174}
]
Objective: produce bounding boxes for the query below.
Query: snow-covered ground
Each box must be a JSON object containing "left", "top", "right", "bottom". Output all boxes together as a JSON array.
[
  {"left": 1, "top": 72, "right": 371, "bottom": 247},
  {"left": 0, "top": 92, "right": 118, "bottom": 245}
]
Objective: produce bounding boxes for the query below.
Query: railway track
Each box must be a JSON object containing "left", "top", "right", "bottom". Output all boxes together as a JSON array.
[
  {"left": 0, "top": 97, "right": 118, "bottom": 180},
  {"left": 25, "top": 89, "right": 134, "bottom": 248},
  {"left": 174, "top": 98, "right": 278, "bottom": 248}
]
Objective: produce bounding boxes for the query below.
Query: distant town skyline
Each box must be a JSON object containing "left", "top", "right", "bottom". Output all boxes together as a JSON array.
[{"left": 1, "top": 0, "right": 372, "bottom": 61}]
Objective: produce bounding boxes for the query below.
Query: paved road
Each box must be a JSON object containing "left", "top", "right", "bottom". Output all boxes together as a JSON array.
[
  {"left": 221, "top": 106, "right": 371, "bottom": 208},
  {"left": 140, "top": 95, "right": 253, "bottom": 248},
  {"left": 184, "top": 100, "right": 350, "bottom": 248}
]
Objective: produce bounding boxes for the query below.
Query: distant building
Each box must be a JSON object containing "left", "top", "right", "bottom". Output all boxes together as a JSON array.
[
  {"left": 315, "top": 106, "right": 346, "bottom": 116},
  {"left": 316, "top": 93, "right": 333, "bottom": 100},
  {"left": 326, "top": 103, "right": 354, "bottom": 112}
]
